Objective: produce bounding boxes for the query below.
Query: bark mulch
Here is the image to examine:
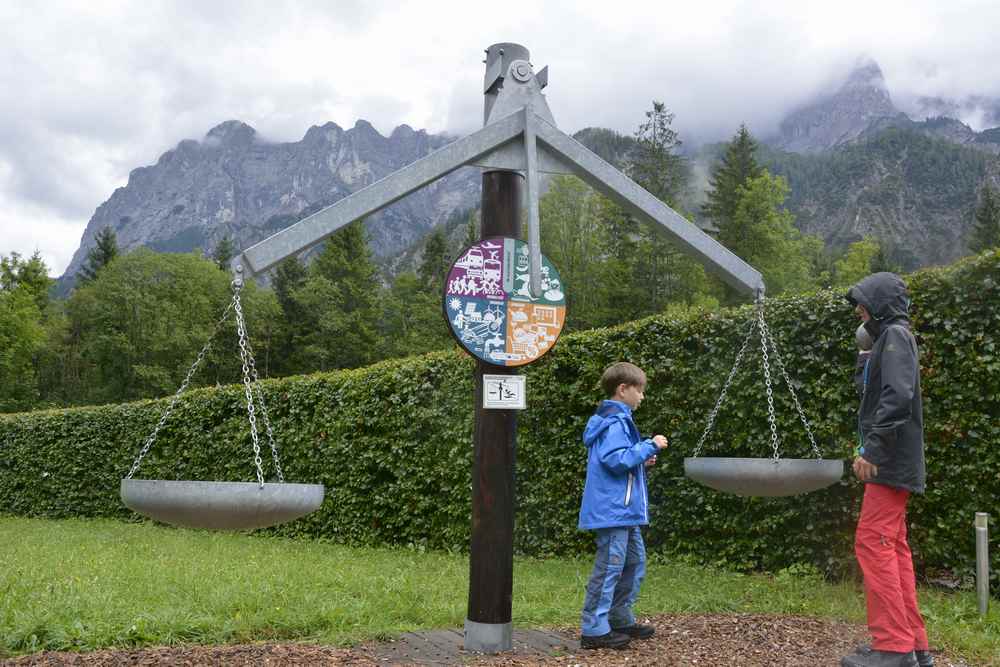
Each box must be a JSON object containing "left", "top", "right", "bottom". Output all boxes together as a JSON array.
[{"left": 1, "top": 613, "right": 974, "bottom": 667}]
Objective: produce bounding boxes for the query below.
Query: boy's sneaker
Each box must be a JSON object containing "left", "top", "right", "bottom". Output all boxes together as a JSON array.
[
  {"left": 841, "top": 646, "right": 918, "bottom": 667},
  {"left": 853, "top": 644, "right": 933, "bottom": 667},
  {"left": 611, "top": 623, "right": 656, "bottom": 639},
  {"left": 580, "top": 631, "right": 631, "bottom": 650}
]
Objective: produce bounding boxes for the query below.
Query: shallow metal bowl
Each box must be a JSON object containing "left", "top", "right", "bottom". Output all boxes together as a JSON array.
[
  {"left": 683, "top": 457, "right": 844, "bottom": 497},
  {"left": 121, "top": 479, "right": 325, "bottom": 530}
]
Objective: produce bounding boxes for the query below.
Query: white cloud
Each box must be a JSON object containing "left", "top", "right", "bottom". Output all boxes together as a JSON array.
[{"left": 2, "top": 0, "right": 1000, "bottom": 276}]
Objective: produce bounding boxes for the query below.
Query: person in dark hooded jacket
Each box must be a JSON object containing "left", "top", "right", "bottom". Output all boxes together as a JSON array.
[
  {"left": 841, "top": 273, "right": 932, "bottom": 667},
  {"left": 577, "top": 362, "right": 668, "bottom": 650}
]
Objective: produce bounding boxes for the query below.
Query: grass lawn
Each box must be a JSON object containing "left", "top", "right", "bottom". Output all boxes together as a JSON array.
[{"left": 1, "top": 516, "right": 997, "bottom": 664}]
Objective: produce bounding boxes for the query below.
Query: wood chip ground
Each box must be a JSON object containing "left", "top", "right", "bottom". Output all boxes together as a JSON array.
[{"left": 1, "top": 613, "right": 974, "bottom": 666}]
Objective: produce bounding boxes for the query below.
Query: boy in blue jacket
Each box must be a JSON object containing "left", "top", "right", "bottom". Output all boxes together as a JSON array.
[{"left": 578, "top": 361, "right": 668, "bottom": 650}]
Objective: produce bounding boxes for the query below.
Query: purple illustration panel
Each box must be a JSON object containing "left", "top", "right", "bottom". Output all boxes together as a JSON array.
[{"left": 445, "top": 239, "right": 505, "bottom": 302}]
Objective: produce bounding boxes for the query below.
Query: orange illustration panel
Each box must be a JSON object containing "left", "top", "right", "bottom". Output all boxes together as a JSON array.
[{"left": 503, "top": 302, "right": 566, "bottom": 366}]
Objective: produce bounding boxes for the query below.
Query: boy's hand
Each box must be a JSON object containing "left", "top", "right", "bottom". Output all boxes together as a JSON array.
[
  {"left": 645, "top": 455, "right": 657, "bottom": 468},
  {"left": 652, "top": 435, "right": 668, "bottom": 450}
]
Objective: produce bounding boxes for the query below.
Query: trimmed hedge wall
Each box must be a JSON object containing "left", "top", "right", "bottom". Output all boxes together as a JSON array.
[{"left": 1, "top": 251, "right": 998, "bottom": 585}]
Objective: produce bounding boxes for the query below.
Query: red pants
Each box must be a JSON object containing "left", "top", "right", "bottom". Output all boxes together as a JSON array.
[{"left": 855, "top": 483, "right": 929, "bottom": 652}]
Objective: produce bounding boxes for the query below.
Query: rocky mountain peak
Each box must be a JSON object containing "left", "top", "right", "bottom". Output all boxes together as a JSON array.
[
  {"left": 843, "top": 58, "right": 887, "bottom": 90},
  {"left": 61, "top": 117, "right": 481, "bottom": 283},
  {"left": 773, "top": 58, "right": 898, "bottom": 153},
  {"left": 204, "top": 120, "right": 257, "bottom": 147}
]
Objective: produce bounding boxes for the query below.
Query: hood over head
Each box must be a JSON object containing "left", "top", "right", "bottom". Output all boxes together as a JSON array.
[
  {"left": 583, "top": 400, "right": 632, "bottom": 447},
  {"left": 846, "top": 272, "right": 910, "bottom": 337}
]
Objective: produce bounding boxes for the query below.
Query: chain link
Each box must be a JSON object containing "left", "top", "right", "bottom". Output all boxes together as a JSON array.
[
  {"left": 232, "top": 285, "right": 265, "bottom": 487},
  {"left": 693, "top": 299, "right": 823, "bottom": 462},
  {"left": 757, "top": 303, "right": 781, "bottom": 461},
  {"left": 244, "top": 338, "right": 284, "bottom": 483},
  {"left": 765, "top": 325, "right": 823, "bottom": 458},
  {"left": 692, "top": 315, "right": 757, "bottom": 457},
  {"left": 126, "top": 301, "right": 234, "bottom": 479}
]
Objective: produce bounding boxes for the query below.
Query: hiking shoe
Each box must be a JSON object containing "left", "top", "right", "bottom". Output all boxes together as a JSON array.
[
  {"left": 841, "top": 646, "right": 918, "bottom": 667},
  {"left": 854, "top": 644, "right": 933, "bottom": 667},
  {"left": 612, "top": 623, "right": 655, "bottom": 639},
  {"left": 580, "top": 631, "right": 631, "bottom": 650}
]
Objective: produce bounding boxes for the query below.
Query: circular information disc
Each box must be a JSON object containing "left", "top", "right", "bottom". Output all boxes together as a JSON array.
[{"left": 443, "top": 236, "right": 566, "bottom": 366}]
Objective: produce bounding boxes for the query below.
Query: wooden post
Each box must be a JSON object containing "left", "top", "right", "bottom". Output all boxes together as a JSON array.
[{"left": 464, "top": 170, "right": 522, "bottom": 652}]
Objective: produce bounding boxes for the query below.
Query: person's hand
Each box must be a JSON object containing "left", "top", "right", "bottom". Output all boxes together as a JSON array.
[
  {"left": 645, "top": 455, "right": 657, "bottom": 468},
  {"left": 852, "top": 456, "right": 878, "bottom": 481},
  {"left": 652, "top": 435, "right": 668, "bottom": 450}
]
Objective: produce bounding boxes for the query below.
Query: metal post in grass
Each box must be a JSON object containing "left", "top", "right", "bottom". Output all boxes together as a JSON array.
[
  {"left": 976, "top": 512, "right": 989, "bottom": 616},
  {"left": 463, "top": 42, "right": 529, "bottom": 654}
]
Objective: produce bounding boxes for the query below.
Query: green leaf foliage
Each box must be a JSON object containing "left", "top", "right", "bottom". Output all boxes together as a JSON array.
[{"left": 1, "top": 251, "right": 997, "bottom": 585}]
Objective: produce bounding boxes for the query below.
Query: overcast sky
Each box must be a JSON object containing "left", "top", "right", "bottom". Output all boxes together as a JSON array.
[{"left": 3, "top": 0, "right": 1000, "bottom": 277}]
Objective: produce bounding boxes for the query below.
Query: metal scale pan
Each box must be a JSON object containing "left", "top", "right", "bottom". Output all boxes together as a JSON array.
[
  {"left": 121, "top": 479, "right": 325, "bottom": 530},
  {"left": 684, "top": 457, "right": 843, "bottom": 497},
  {"left": 121, "top": 276, "right": 324, "bottom": 531},
  {"left": 683, "top": 304, "right": 844, "bottom": 497}
]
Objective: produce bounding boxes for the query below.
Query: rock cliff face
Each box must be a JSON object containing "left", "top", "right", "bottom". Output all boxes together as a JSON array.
[
  {"left": 773, "top": 60, "right": 899, "bottom": 153},
  {"left": 62, "top": 120, "right": 481, "bottom": 279}
]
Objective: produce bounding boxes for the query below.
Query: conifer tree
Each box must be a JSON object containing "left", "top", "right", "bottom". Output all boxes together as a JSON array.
[
  {"left": 270, "top": 256, "right": 308, "bottom": 375},
  {"left": 969, "top": 185, "right": 1000, "bottom": 253},
  {"left": 1, "top": 251, "right": 52, "bottom": 313},
  {"left": 623, "top": 100, "right": 707, "bottom": 310},
  {"left": 294, "top": 221, "right": 382, "bottom": 370},
  {"left": 629, "top": 101, "right": 689, "bottom": 207},
  {"left": 78, "top": 226, "right": 119, "bottom": 284},
  {"left": 211, "top": 234, "right": 236, "bottom": 270},
  {"left": 703, "top": 124, "right": 763, "bottom": 243},
  {"left": 463, "top": 209, "right": 479, "bottom": 249},
  {"left": 418, "top": 227, "right": 450, "bottom": 292}
]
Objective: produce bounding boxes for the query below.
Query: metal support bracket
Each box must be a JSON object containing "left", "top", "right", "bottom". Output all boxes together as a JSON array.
[{"left": 234, "top": 55, "right": 765, "bottom": 298}]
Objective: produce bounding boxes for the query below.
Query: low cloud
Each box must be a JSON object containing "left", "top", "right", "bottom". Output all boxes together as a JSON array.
[{"left": 2, "top": 0, "right": 999, "bottom": 275}]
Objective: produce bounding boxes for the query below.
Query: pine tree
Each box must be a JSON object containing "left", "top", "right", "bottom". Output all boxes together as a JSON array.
[
  {"left": 464, "top": 209, "right": 479, "bottom": 249},
  {"left": 79, "top": 226, "right": 119, "bottom": 284},
  {"left": 727, "top": 171, "right": 816, "bottom": 295},
  {"left": 270, "top": 256, "right": 308, "bottom": 375},
  {"left": 623, "top": 100, "right": 707, "bottom": 310},
  {"left": 703, "top": 124, "right": 763, "bottom": 243},
  {"left": 418, "top": 227, "right": 450, "bottom": 293},
  {"left": 1, "top": 251, "right": 52, "bottom": 314},
  {"left": 629, "top": 101, "right": 689, "bottom": 207},
  {"left": 294, "top": 221, "right": 382, "bottom": 370},
  {"left": 969, "top": 185, "right": 1000, "bottom": 253},
  {"left": 211, "top": 234, "right": 237, "bottom": 271},
  {"left": 870, "top": 240, "right": 901, "bottom": 274}
]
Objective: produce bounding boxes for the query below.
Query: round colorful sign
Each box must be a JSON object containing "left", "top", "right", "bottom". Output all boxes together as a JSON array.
[{"left": 443, "top": 236, "right": 566, "bottom": 367}]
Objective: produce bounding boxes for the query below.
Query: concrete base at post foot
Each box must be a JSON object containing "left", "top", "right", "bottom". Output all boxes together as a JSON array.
[{"left": 464, "top": 619, "right": 513, "bottom": 653}]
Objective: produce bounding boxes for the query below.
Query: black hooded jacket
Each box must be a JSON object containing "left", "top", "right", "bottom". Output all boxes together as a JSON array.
[{"left": 846, "top": 273, "right": 926, "bottom": 493}]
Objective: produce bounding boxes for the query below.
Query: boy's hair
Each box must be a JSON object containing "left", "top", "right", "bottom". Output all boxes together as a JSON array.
[{"left": 601, "top": 362, "right": 647, "bottom": 398}]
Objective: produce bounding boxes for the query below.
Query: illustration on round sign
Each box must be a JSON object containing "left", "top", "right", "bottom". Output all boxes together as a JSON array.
[{"left": 443, "top": 237, "right": 566, "bottom": 366}]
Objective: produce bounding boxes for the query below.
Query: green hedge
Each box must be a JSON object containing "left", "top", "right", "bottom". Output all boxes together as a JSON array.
[{"left": 2, "top": 251, "right": 998, "bottom": 587}]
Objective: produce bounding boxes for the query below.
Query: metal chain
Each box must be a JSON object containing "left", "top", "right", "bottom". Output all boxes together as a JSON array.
[
  {"left": 765, "top": 326, "right": 823, "bottom": 458},
  {"left": 757, "top": 302, "right": 781, "bottom": 461},
  {"left": 244, "top": 339, "right": 284, "bottom": 483},
  {"left": 126, "top": 301, "right": 234, "bottom": 479},
  {"left": 692, "top": 314, "right": 758, "bottom": 457},
  {"left": 232, "top": 284, "right": 265, "bottom": 488}
]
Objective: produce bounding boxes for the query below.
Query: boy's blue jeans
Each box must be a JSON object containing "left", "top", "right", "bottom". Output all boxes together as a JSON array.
[{"left": 580, "top": 525, "right": 646, "bottom": 636}]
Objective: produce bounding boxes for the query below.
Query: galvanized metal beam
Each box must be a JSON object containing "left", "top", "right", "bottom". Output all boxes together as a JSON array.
[
  {"left": 533, "top": 114, "right": 765, "bottom": 297},
  {"left": 236, "top": 111, "right": 526, "bottom": 277}
]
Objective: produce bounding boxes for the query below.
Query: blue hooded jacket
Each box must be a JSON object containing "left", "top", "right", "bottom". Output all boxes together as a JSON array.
[{"left": 577, "top": 400, "right": 659, "bottom": 530}]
